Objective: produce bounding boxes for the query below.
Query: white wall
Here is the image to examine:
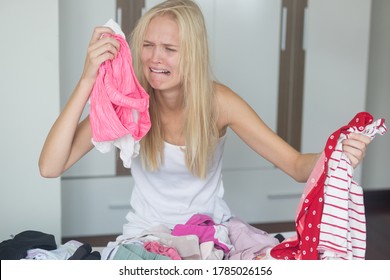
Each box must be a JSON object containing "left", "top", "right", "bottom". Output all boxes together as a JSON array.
[
  {"left": 0, "top": 0, "right": 61, "bottom": 242},
  {"left": 362, "top": 0, "right": 390, "bottom": 190}
]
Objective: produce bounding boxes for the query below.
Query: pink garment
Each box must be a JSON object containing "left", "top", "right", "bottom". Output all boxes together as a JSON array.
[
  {"left": 171, "top": 214, "right": 233, "bottom": 254},
  {"left": 225, "top": 217, "right": 279, "bottom": 260},
  {"left": 270, "top": 112, "right": 387, "bottom": 260},
  {"left": 143, "top": 241, "right": 182, "bottom": 260},
  {"left": 89, "top": 32, "right": 151, "bottom": 167}
]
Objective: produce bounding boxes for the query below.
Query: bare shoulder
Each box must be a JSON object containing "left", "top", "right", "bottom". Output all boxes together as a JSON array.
[
  {"left": 214, "top": 82, "right": 238, "bottom": 101},
  {"left": 214, "top": 82, "right": 244, "bottom": 112},
  {"left": 214, "top": 82, "right": 253, "bottom": 127}
]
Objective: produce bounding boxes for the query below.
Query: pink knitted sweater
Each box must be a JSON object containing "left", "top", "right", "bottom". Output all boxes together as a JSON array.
[{"left": 89, "top": 31, "right": 151, "bottom": 168}]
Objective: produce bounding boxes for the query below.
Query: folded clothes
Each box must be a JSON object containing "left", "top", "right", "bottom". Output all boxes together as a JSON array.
[{"left": 0, "top": 230, "right": 57, "bottom": 260}]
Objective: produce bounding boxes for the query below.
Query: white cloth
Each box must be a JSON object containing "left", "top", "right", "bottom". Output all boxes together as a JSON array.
[{"left": 23, "top": 240, "right": 83, "bottom": 260}]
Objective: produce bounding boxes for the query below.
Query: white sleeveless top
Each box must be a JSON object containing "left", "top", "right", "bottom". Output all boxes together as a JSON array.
[{"left": 122, "top": 134, "right": 232, "bottom": 237}]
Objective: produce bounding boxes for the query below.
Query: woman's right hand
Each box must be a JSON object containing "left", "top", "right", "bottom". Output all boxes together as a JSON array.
[{"left": 81, "top": 26, "right": 120, "bottom": 83}]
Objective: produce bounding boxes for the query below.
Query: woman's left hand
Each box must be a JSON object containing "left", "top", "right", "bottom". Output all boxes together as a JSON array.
[{"left": 342, "top": 133, "right": 371, "bottom": 168}]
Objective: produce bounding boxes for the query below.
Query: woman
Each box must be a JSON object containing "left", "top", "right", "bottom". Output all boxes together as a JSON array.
[{"left": 39, "top": 0, "right": 370, "bottom": 238}]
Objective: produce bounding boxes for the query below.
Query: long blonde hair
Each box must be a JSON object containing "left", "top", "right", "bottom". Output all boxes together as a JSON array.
[{"left": 130, "top": 0, "right": 218, "bottom": 179}]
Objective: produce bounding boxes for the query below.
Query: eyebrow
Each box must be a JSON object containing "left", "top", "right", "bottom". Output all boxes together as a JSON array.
[{"left": 143, "top": 40, "right": 179, "bottom": 48}]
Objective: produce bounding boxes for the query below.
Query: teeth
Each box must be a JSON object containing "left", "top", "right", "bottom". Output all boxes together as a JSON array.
[{"left": 151, "top": 68, "right": 170, "bottom": 74}]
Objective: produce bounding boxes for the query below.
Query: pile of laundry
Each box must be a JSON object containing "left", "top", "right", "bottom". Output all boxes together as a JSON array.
[
  {"left": 0, "top": 230, "right": 100, "bottom": 260},
  {"left": 0, "top": 216, "right": 283, "bottom": 261},
  {"left": 102, "top": 214, "right": 281, "bottom": 260}
]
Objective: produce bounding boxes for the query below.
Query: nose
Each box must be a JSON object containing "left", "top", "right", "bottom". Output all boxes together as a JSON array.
[{"left": 151, "top": 46, "right": 162, "bottom": 64}]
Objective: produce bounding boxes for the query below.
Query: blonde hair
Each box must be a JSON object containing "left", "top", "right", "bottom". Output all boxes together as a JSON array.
[{"left": 130, "top": 0, "right": 218, "bottom": 179}]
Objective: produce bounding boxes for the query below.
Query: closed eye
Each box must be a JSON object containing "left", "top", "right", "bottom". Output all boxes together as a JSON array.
[{"left": 166, "top": 47, "right": 177, "bottom": 52}]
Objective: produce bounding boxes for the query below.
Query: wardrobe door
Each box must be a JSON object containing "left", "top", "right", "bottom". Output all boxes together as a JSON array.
[
  {"left": 301, "top": 0, "right": 371, "bottom": 183},
  {"left": 213, "top": 0, "right": 282, "bottom": 170},
  {"left": 60, "top": 0, "right": 117, "bottom": 178},
  {"left": 60, "top": 0, "right": 126, "bottom": 238},
  {"left": 211, "top": 0, "right": 295, "bottom": 224},
  {"left": 362, "top": 0, "right": 390, "bottom": 190},
  {"left": 214, "top": 0, "right": 371, "bottom": 224},
  {"left": 62, "top": 177, "right": 134, "bottom": 237}
]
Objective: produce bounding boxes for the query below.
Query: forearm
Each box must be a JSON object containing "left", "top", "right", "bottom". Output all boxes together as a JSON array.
[
  {"left": 39, "top": 79, "right": 94, "bottom": 177},
  {"left": 293, "top": 152, "right": 321, "bottom": 183}
]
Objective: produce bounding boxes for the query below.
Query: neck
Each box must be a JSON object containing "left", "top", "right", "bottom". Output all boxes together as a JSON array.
[
  {"left": 155, "top": 88, "right": 184, "bottom": 113},
  {"left": 155, "top": 92, "right": 185, "bottom": 146}
]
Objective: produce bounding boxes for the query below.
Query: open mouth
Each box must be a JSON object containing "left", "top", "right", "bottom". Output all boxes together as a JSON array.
[{"left": 150, "top": 67, "right": 171, "bottom": 75}]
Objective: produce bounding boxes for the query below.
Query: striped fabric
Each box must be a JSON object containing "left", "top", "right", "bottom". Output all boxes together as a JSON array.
[
  {"left": 318, "top": 118, "right": 387, "bottom": 259},
  {"left": 270, "top": 112, "right": 387, "bottom": 260}
]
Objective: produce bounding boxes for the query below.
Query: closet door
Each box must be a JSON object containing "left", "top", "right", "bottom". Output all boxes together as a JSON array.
[
  {"left": 301, "top": 0, "right": 371, "bottom": 183},
  {"left": 211, "top": 0, "right": 295, "bottom": 223},
  {"left": 213, "top": 0, "right": 282, "bottom": 170},
  {"left": 60, "top": 0, "right": 133, "bottom": 238},
  {"left": 60, "top": 0, "right": 117, "bottom": 178},
  {"left": 363, "top": 0, "right": 390, "bottom": 190}
]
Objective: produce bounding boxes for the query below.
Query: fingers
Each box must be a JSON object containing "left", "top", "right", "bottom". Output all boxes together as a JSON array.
[
  {"left": 342, "top": 133, "right": 371, "bottom": 168},
  {"left": 343, "top": 146, "right": 362, "bottom": 168},
  {"left": 81, "top": 27, "right": 121, "bottom": 81},
  {"left": 87, "top": 36, "right": 120, "bottom": 63},
  {"left": 89, "top": 26, "right": 115, "bottom": 44},
  {"left": 88, "top": 26, "right": 120, "bottom": 61}
]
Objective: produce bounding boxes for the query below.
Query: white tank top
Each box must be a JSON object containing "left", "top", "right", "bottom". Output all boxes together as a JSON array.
[{"left": 122, "top": 134, "right": 232, "bottom": 237}]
